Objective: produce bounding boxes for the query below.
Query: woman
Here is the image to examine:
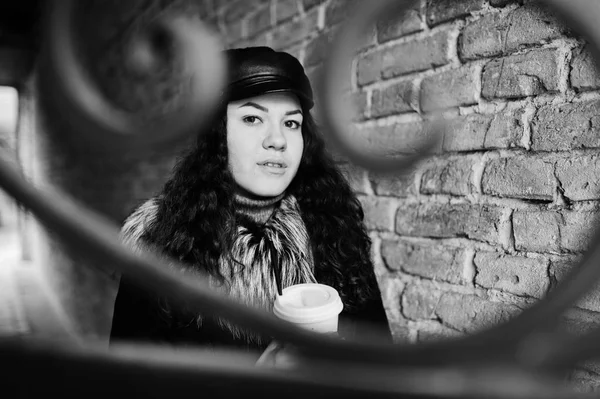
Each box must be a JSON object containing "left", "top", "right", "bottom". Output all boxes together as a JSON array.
[{"left": 110, "top": 46, "right": 391, "bottom": 352}]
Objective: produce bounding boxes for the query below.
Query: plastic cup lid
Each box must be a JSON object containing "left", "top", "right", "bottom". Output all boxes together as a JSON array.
[{"left": 273, "top": 283, "right": 343, "bottom": 324}]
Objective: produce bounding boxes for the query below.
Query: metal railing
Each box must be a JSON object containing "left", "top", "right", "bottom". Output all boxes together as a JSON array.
[{"left": 2, "top": 0, "right": 600, "bottom": 397}]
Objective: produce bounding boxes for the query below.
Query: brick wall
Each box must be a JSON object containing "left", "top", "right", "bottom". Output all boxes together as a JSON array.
[{"left": 208, "top": 0, "right": 600, "bottom": 390}]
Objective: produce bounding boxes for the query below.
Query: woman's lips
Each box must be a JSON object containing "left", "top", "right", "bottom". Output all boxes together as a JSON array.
[
  {"left": 258, "top": 159, "right": 288, "bottom": 168},
  {"left": 258, "top": 161, "right": 287, "bottom": 175}
]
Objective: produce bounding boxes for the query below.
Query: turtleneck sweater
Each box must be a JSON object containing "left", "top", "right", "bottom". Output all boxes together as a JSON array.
[{"left": 234, "top": 191, "right": 285, "bottom": 225}]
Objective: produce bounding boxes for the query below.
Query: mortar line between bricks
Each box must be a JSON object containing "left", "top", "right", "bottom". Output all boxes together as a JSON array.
[
  {"left": 459, "top": 35, "right": 575, "bottom": 66},
  {"left": 396, "top": 285, "right": 409, "bottom": 321},
  {"left": 350, "top": 57, "right": 358, "bottom": 91},
  {"left": 470, "top": 152, "right": 489, "bottom": 195},
  {"left": 377, "top": 234, "right": 500, "bottom": 250},
  {"left": 515, "top": 148, "right": 600, "bottom": 156},
  {"left": 370, "top": 233, "right": 386, "bottom": 275},
  {"left": 362, "top": 170, "right": 375, "bottom": 196},
  {"left": 552, "top": 37, "right": 581, "bottom": 94},
  {"left": 358, "top": 62, "right": 459, "bottom": 92},
  {"left": 504, "top": 208, "right": 516, "bottom": 252},
  {"left": 544, "top": 258, "right": 554, "bottom": 296},
  {"left": 382, "top": 234, "right": 589, "bottom": 273},
  {"left": 389, "top": 193, "right": 587, "bottom": 212},
  {"left": 418, "top": 0, "right": 428, "bottom": 32},
  {"left": 447, "top": 20, "right": 463, "bottom": 66},
  {"left": 397, "top": 266, "right": 463, "bottom": 288},
  {"left": 519, "top": 101, "right": 535, "bottom": 150},
  {"left": 404, "top": 274, "right": 483, "bottom": 297},
  {"left": 410, "top": 77, "right": 424, "bottom": 114},
  {"left": 462, "top": 248, "right": 477, "bottom": 286},
  {"left": 473, "top": 62, "right": 485, "bottom": 106},
  {"left": 354, "top": 112, "right": 423, "bottom": 128},
  {"left": 574, "top": 90, "right": 600, "bottom": 102},
  {"left": 485, "top": 286, "right": 543, "bottom": 303},
  {"left": 413, "top": 168, "right": 425, "bottom": 199},
  {"left": 356, "top": 21, "right": 464, "bottom": 62},
  {"left": 414, "top": 89, "right": 595, "bottom": 117},
  {"left": 551, "top": 160, "right": 570, "bottom": 207},
  {"left": 400, "top": 271, "right": 544, "bottom": 308},
  {"left": 365, "top": 88, "right": 373, "bottom": 119}
]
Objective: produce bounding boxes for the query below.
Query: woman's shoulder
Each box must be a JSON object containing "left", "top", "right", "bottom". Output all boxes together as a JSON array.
[{"left": 121, "top": 197, "right": 161, "bottom": 249}]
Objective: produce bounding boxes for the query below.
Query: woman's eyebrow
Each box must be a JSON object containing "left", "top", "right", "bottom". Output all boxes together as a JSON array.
[
  {"left": 238, "top": 102, "right": 268, "bottom": 112},
  {"left": 238, "top": 102, "right": 302, "bottom": 116}
]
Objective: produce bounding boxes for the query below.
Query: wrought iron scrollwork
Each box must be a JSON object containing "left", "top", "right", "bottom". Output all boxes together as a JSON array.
[
  {"left": 38, "top": 0, "right": 226, "bottom": 153},
  {"left": 2, "top": 0, "right": 600, "bottom": 397}
]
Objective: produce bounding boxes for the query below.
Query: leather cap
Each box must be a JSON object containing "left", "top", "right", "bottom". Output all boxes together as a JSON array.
[{"left": 224, "top": 46, "right": 314, "bottom": 109}]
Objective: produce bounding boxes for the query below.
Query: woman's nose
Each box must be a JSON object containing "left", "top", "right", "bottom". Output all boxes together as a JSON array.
[{"left": 263, "top": 122, "right": 287, "bottom": 150}]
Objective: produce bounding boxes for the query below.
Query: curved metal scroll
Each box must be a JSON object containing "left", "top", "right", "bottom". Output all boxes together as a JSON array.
[
  {"left": 3, "top": 0, "right": 600, "bottom": 397},
  {"left": 37, "top": 0, "right": 226, "bottom": 154},
  {"left": 318, "top": 0, "right": 443, "bottom": 173}
]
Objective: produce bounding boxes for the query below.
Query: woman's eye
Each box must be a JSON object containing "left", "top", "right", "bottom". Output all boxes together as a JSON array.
[
  {"left": 285, "top": 120, "right": 301, "bottom": 129},
  {"left": 243, "top": 116, "right": 262, "bottom": 124}
]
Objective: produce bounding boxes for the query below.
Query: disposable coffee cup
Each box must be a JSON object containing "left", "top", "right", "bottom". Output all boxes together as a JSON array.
[{"left": 273, "top": 283, "right": 343, "bottom": 334}]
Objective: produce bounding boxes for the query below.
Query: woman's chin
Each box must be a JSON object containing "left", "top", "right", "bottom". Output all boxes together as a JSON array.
[
  {"left": 247, "top": 184, "right": 288, "bottom": 198},
  {"left": 255, "top": 189, "right": 286, "bottom": 197}
]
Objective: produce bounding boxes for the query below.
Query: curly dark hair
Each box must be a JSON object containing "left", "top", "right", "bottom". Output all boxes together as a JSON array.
[{"left": 142, "top": 105, "right": 378, "bottom": 313}]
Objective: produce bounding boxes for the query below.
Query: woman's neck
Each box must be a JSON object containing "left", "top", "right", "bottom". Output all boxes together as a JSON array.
[{"left": 234, "top": 189, "right": 285, "bottom": 225}]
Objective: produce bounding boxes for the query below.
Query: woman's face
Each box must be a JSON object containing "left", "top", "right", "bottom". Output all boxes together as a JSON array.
[{"left": 227, "top": 92, "right": 304, "bottom": 197}]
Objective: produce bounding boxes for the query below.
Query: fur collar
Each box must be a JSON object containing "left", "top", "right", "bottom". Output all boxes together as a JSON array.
[{"left": 120, "top": 195, "right": 316, "bottom": 344}]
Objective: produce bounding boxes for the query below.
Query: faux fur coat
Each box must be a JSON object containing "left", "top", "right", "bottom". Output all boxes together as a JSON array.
[{"left": 110, "top": 195, "right": 392, "bottom": 352}]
